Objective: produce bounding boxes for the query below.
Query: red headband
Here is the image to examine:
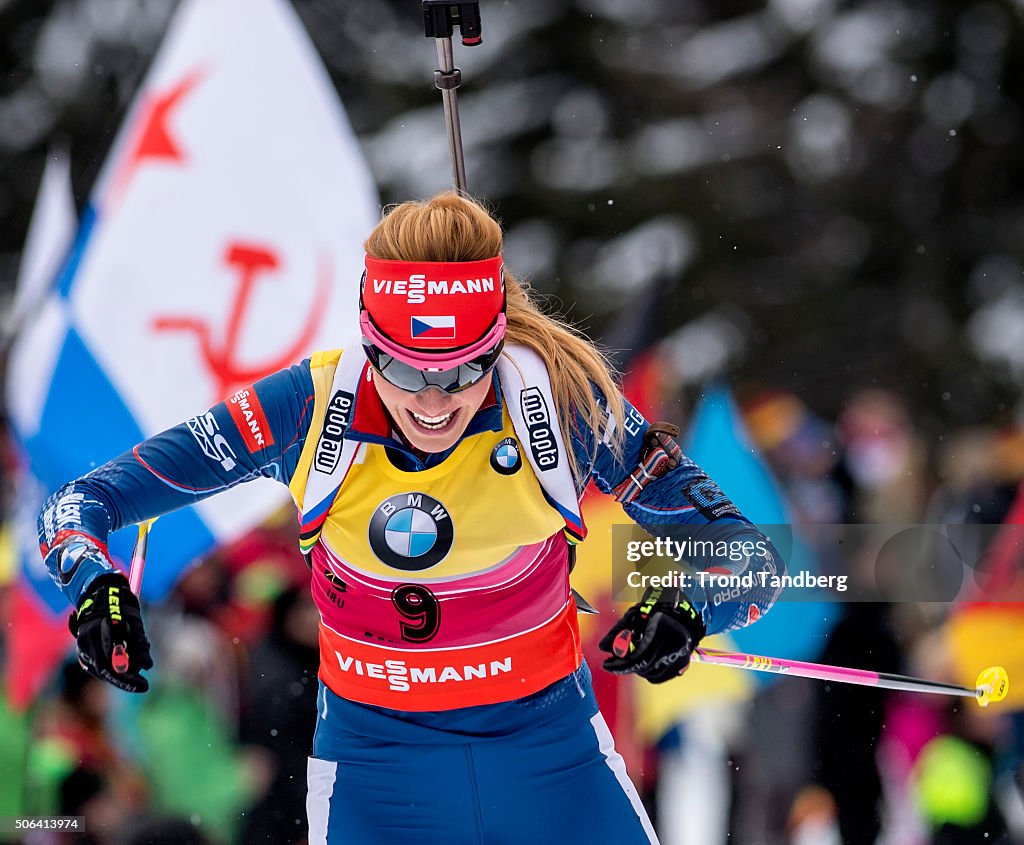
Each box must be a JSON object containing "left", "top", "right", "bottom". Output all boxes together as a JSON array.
[{"left": 360, "top": 255, "right": 506, "bottom": 368}]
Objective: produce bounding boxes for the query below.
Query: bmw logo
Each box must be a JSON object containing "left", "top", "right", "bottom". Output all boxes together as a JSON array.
[
  {"left": 368, "top": 492, "right": 454, "bottom": 571},
  {"left": 490, "top": 437, "right": 522, "bottom": 475}
]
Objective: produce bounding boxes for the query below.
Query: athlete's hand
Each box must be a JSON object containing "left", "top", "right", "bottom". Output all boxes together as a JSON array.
[
  {"left": 599, "top": 586, "right": 705, "bottom": 684},
  {"left": 69, "top": 572, "right": 154, "bottom": 693}
]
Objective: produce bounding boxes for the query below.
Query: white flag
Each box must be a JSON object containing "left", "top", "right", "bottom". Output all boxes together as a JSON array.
[{"left": 7, "top": 0, "right": 379, "bottom": 602}]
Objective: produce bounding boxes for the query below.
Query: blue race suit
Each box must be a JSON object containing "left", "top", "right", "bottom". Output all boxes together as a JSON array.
[{"left": 39, "top": 357, "right": 784, "bottom": 845}]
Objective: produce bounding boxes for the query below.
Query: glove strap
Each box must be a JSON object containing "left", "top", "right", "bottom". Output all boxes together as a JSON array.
[
  {"left": 74, "top": 572, "right": 133, "bottom": 618},
  {"left": 639, "top": 585, "right": 705, "bottom": 638},
  {"left": 613, "top": 422, "right": 683, "bottom": 504}
]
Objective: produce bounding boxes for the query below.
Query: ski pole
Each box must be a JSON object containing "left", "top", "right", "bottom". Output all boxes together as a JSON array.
[
  {"left": 127, "top": 518, "right": 155, "bottom": 594},
  {"left": 111, "top": 519, "right": 155, "bottom": 674},
  {"left": 692, "top": 647, "right": 1010, "bottom": 708},
  {"left": 423, "top": 1, "right": 482, "bottom": 195}
]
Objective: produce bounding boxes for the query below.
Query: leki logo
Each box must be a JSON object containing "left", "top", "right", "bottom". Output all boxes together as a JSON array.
[{"left": 153, "top": 242, "right": 330, "bottom": 400}]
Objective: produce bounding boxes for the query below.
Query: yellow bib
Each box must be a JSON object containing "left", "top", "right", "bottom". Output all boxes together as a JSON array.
[
  {"left": 289, "top": 350, "right": 563, "bottom": 580},
  {"left": 290, "top": 351, "right": 584, "bottom": 710}
]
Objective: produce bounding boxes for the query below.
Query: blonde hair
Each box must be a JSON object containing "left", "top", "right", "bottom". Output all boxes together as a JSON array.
[{"left": 364, "top": 192, "right": 626, "bottom": 481}]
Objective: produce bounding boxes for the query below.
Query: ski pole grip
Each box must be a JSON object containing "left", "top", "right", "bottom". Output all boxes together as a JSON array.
[
  {"left": 422, "top": 1, "right": 482, "bottom": 46},
  {"left": 111, "top": 643, "right": 130, "bottom": 674}
]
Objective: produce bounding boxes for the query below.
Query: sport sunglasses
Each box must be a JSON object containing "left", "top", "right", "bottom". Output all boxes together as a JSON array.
[{"left": 362, "top": 340, "right": 504, "bottom": 394}]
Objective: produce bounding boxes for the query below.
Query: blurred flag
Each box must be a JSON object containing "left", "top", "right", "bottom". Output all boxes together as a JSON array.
[
  {"left": 1, "top": 147, "right": 75, "bottom": 586},
  {"left": 945, "top": 477, "right": 1024, "bottom": 709},
  {"left": 576, "top": 275, "right": 683, "bottom": 765},
  {"left": 623, "top": 381, "right": 837, "bottom": 747},
  {"left": 2, "top": 147, "right": 78, "bottom": 709},
  {"left": 685, "top": 382, "right": 836, "bottom": 669},
  {"left": 4, "top": 0, "right": 378, "bottom": 706}
]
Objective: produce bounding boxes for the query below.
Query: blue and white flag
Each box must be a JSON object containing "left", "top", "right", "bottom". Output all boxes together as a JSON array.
[
  {"left": 686, "top": 383, "right": 836, "bottom": 673},
  {"left": 5, "top": 0, "right": 379, "bottom": 628}
]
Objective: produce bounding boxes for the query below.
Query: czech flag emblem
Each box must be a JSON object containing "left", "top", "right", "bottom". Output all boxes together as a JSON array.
[{"left": 410, "top": 315, "right": 456, "bottom": 339}]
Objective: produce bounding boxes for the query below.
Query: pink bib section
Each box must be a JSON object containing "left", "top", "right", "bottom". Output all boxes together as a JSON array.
[{"left": 310, "top": 533, "right": 571, "bottom": 649}]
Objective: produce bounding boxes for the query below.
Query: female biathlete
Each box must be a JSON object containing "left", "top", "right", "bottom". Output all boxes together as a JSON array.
[{"left": 38, "top": 192, "right": 784, "bottom": 844}]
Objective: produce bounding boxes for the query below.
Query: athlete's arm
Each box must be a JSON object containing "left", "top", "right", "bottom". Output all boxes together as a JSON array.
[
  {"left": 569, "top": 392, "right": 786, "bottom": 635},
  {"left": 38, "top": 361, "right": 317, "bottom": 606}
]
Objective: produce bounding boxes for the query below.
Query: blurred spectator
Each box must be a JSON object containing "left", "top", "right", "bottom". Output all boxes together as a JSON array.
[
  {"left": 205, "top": 523, "right": 306, "bottom": 648},
  {"left": 0, "top": 678, "right": 30, "bottom": 829},
  {"left": 787, "top": 784, "right": 841, "bottom": 845},
  {"left": 810, "top": 602, "right": 902, "bottom": 845},
  {"left": 835, "top": 390, "right": 928, "bottom": 524},
  {"left": 56, "top": 767, "right": 121, "bottom": 845},
  {"left": 134, "top": 645, "right": 271, "bottom": 844},
  {"left": 239, "top": 585, "right": 320, "bottom": 845},
  {"left": 29, "top": 664, "right": 147, "bottom": 820},
  {"left": 733, "top": 678, "right": 818, "bottom": 845},
  {"left": 148, "top": 560, "right": 241, "bottom": 721},
  {"left": 908, "top": 694, "right": 1014, "bottom": 845},
  {"left": 745, "top": 391, "right": 846, "bottom": 524},
  {"left": 137, "top": 592, "right": 272, "bottom": 844},
  {"left": 121, "top": 817, "right": 211, "bottom": 845}
]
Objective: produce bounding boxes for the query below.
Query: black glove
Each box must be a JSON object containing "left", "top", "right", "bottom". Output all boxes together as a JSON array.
[
  {"left": 69, "top": 572, "right": 154, "bottom": 693},
  {"left": 599, "top": 586, "right": 706, "bottom": 684}
]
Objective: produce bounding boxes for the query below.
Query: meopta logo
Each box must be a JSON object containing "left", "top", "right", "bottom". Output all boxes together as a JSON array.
[
  {"left": 228, "top": 387, "right": 274, "bottom": 453},
  {"left": 368, "top": 492, "right": 454, "bottom": 571},
  {"left": 371, "top": 275, "right": 497, "bottom": 305},
  {"left": 187, "top": 412, "right": 238, "bottom": 472},
  {"left": 313, "top": 390, "right": 353, "bottom": 475},
  {"left": 333, "top": 652, "right": 513, "bottom": 693},
  {"left": 520, "top": 388, "right": 559, "bottom": 470}
]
